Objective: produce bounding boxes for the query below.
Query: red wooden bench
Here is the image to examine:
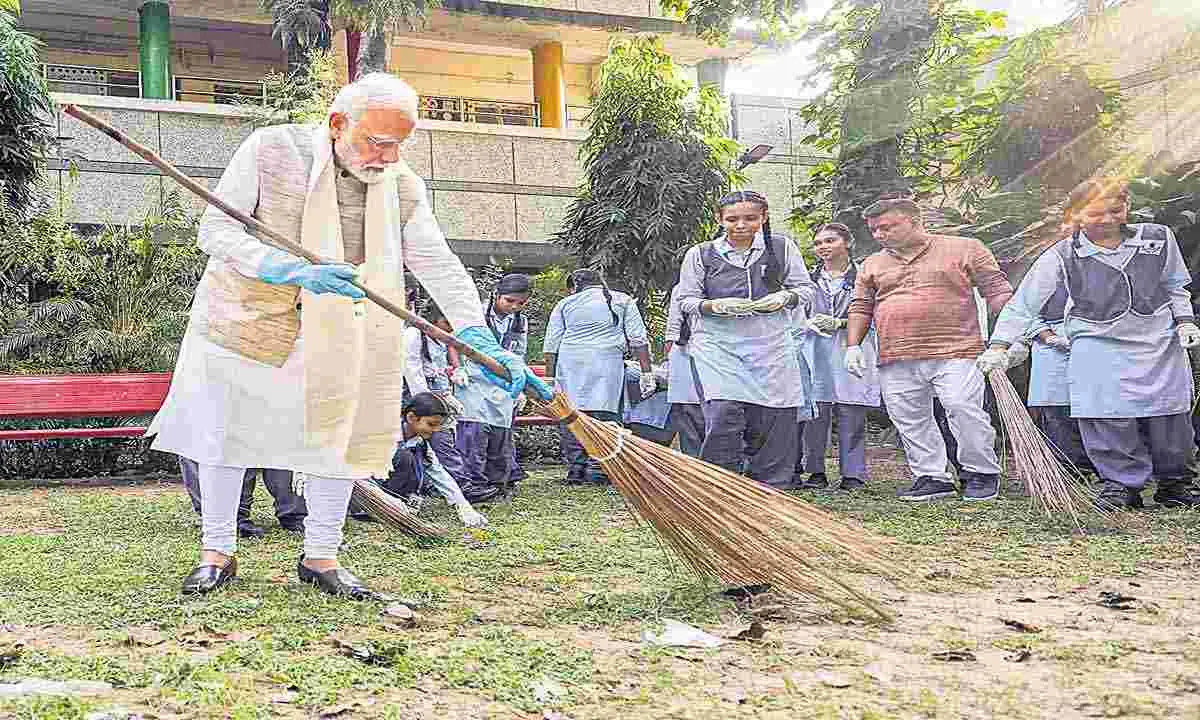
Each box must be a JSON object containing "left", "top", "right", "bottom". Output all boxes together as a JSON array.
[{"left": 0, "top": 368, "right": 557, "bottom": 442}]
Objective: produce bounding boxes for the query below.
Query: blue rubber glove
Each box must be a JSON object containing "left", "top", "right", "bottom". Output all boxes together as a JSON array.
[
  {"left": 523, "top": 368, "right": 554, "bottom": 402},
  {"left": 456, "top": 326, "right": 534, "bottom": 400},
  {"left": 257, "top": 248, "right": 365, "bottom": 299}
]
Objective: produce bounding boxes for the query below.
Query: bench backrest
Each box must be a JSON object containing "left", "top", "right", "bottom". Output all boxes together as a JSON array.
[
  {"left": 0, "top": 374, "right": 173, "bottom": 419},
  {"left": 0, "top": 366, "right": 550, "bottom": 420}
]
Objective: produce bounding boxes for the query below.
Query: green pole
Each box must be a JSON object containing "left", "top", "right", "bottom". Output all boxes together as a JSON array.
[{"left": 139, "top": 1, "right": 171, "bottom": 99}]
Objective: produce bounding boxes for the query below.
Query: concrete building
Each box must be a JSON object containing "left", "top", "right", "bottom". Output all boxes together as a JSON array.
[{"left": 19, "top": 0, "right": 815, "bottom": 269}]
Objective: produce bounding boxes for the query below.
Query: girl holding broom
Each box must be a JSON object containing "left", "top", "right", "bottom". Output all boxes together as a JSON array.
[
  {"left": 674, "top": 190, "right": 816, "bottom": 488},
  {"left": 453, "top": 273, "right": 533, "bottom": 496},
  {"left": 367, "top": 392, "right": 490, "bottom": 528},
  {"left": 795, "top": 223, "right": 881, "bottom": 492},
  {"left": 543, "top": 269, "right": 655, "bottom": 484},
  {"left": 987, "top": 178, "right": 1199, "bottom": 510}
]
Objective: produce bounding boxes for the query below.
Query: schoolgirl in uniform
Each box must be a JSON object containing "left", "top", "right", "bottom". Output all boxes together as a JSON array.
[
  {"left": 990, "top": 178, "right": 1199, "bottom": 510},
  {"left": 543, "top": 269, "right": 654, "bottom": 484},
  {"left": 795, "top": 223, "right": 881, "bottom": 491},
  {"left": 674, "top": 190, "right": 816, "bottom": 488}
]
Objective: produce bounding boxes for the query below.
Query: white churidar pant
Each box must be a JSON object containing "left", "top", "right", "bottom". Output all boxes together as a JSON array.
[
  {"left": 199, "top": 463, "right": 354, "bottom": 559},
  {"left": 878, "top": 358, "right": 1001, "bottom": 479}
]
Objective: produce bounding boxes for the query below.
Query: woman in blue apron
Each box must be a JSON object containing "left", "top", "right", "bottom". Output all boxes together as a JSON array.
[
  {"left": 674, "top": 190, "right": 816, "bottom": 488},
  {"left": 471, "top": 273, "right": 533, "bottom": 492},
  {"left": 544, "top": 269, "right": 653, "bottom": 484},
  {"left": 795, "top": 223, "right": 881, "bottom": 491},
  {"left": 989, "top": 178, "right": 1199, "bottom": 510},
  {"left": 402, "top": 303, "right": 499, "bottom": 504},
  {"left": 666, "top": 284, "right": 704, "bottom": 457}
]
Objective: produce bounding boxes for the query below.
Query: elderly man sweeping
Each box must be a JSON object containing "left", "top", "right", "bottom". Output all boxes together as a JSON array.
[{"left": 148, "top": 73, "right": 535, "bottom": 599}]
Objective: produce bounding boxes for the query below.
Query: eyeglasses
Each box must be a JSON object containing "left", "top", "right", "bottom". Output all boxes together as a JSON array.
[{"left": 365, "top": 135, "right": 404, "bottom": 151}]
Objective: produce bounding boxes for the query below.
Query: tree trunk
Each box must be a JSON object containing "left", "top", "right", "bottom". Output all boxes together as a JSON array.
[
  {"left": 346, "top": 29, "right": 362, "bottom": 81},
  {"left": 355, "top": 27, "right": 389, "bottom": 78},
  {"left": 833, "top": 0, "right": 937, "bottom": 256}
]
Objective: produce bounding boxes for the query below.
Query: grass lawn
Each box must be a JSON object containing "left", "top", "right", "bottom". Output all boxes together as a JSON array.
[{"left": 1, "top": 449, "right": 1199, "bottom": 720}]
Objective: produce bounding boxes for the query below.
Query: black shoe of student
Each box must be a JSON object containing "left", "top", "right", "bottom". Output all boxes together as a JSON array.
[
  {"left": 1096, "top": 480, "right": 1145, "bottom": 511},
  {"left": 961, "top": 473, "right": 1000, "bottom": 502},
  {"left": 800, "top": 472, "right": 829, "bottom": 490},
  {"left": 277, "top": 517, "right": 306, "bottom": 533},
  {"left": 1151, "top": 479, "right": 1200, "bottom": 508},
  {"left": 897, "top": 476, "right": 957, "bottom": 502},
  {"left": 839, "top": 477, "right": 866, "bottom": 492},
  {"left": 236, "top": 520, "right": 266, "bottom": 539},
  {"left": 462, "top": 483, "right": 501, "bottom": 504},
  {"left": 181, "top": 557, "right": 237, "bottom": 596},
  {"left": 297, "top": 558, "right": 379, "bottom": 601}
]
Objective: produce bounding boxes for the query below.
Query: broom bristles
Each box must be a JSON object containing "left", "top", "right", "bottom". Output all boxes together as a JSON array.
[
  {"left": 987, "top": 370, "right": 1106, "bottom": 526},
  {"left": 351, "top": 480, "right": 449, "bottom": 539},
  {"left": 532, "top": 393, "right": 906, "bottom": 623}
]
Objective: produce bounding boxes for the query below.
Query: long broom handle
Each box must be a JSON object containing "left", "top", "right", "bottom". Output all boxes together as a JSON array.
[{"left": 62, "top": 104, "right": 515, "bottom": 382}]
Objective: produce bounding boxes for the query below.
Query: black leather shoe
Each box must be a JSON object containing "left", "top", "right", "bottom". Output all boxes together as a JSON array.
[
  {"left": 839, "top": 477, "right": 866, "bottom": 492},
  {"left": 800, "top": 473, "right": 830, "bottom": 489},
  {"left": 277, "top": 517, "right": 306, "bottom": 532},
  {"left": 181, "top": 558, "right": 237, "bottom": 596},
  {"left": 1152, "top": 479, "right": 1200, "bottom": 508},
  {"left": 297, "top": 559, "right": 379, "bottom": 600},
  {"left": 237, "top": 520, "right": 266, "bottom": 539},
  {"left": 461, "top": 483, "right": 501, "bottom": 504},
  {"left": 1096, "top": 480, "right": 1145, "bottom": 511}
]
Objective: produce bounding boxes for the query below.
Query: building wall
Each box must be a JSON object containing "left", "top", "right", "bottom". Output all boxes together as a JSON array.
[{"left": 389, "top": 44, "right": 596, "bottom": 108}]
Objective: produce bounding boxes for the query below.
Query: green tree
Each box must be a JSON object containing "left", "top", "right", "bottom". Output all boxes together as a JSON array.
[
  {"left": 259, "top": 0, "right": 333, "bottom": 79},
  {"left": 247, "top": 48, "right": 341, "bottom": 126},
  {"left": 1, "top": 0, "right": 19, "bottom": 17},
  {"left": 555, "top": 37, "right": 740, "bottom": 306},
  {"left": 0, "top": 195, "right": 204, "bottom": 374},
  {"left": 0, "top": 10, "right": 55, "bottom": 217}
]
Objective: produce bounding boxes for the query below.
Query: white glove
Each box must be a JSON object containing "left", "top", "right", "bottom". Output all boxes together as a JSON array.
[
  {"left": 845, "top": 345, "right": 866, "bottom": 377},
  {"left": 748, "top": 290, "right": 798, "bottom": 315},
  {"left": 515, "top": 392, "right": 528, "bottom": 413},
  {"left": 1005, "top": 341, "right": 1031, "bottom": 368},
  {"left": 639, "top": 371, "right": 657, "bottom": 399},
  {"left": 1177, "top": 322, "right": 1200, "bottom": 348},
  {"left": 1043, "top": 333, "right": 1071, "bottom": 353},
  {"left": 810, "top": 314, "right": 840, "bottom": 333},
  {"left": 706, "top": 297, "right": 757, "bottom": 317},
  {"left": 976, "top": 347, "right": 1011, "bottom": 374},
  {"left": 436, "top": 393, "right": 465, "bottom": 416},
  {"left": 450, "top": 366, "right": 469, "bottom": 387},
  {"left": 456, "top": 502, "right": 488, "bottom": 528},
  {"left": 803, "top": 318, "right": 831, "bottom": 337}
]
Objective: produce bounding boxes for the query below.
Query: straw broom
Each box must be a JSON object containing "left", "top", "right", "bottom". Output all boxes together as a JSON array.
[
  {"left": 987, "top": 369, "right": 1104, "bottom": 525},
  {"left": 350, "top": 480, "right": 448, "bottom": 539},
  {"left": 64, "top": 105, "right": 906, "bottom": 620}
]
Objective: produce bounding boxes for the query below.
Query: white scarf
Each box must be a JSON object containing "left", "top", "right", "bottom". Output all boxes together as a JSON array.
[{"left": 299, "top": 126, "right": 409, "bottom": 477}]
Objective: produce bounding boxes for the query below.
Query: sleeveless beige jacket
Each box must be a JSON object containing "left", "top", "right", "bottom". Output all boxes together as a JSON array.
[{"left": 193, "top": 124, "right": 425, "bottom": 367}]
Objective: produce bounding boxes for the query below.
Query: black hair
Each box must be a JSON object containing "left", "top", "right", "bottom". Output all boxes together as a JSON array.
[
  {"left": 568, "top": 268, "right": 619, "bottom": 326},
  {"left": 861, "top": 197, "right": 921, "bottom": 221},
  {"left": 420, "top": 302, "right": 447, "bottom": 363},
  {"left": 716, "top": 190, "right": 781, "bottom": 291},
  {"left": 814, "top": 222, "right": 854, "bottom": 247},
  {"left": 486, "top": 273, "right": 531, "bottom": 340},
  {"left": 403, "top": 391, "right": 451, "bottom": 419}
]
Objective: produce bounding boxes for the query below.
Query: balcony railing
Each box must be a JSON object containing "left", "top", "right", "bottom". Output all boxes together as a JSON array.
[
  {"left": 43, "top": 63, "right": 141, "bottom": 97},
  {"left": 419, "top": 95, "right": 540, "bottom": 127},
  {"left": 173, "top": 75, "right": 267, "bottom": 105}
]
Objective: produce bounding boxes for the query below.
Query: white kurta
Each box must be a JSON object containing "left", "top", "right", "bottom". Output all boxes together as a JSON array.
[{"left": 148, "top": 130, "right": 485, "bottom": 477}]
